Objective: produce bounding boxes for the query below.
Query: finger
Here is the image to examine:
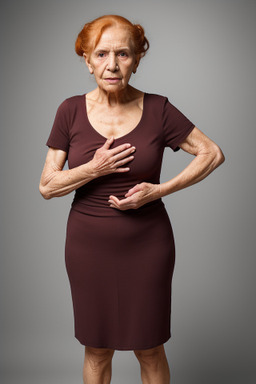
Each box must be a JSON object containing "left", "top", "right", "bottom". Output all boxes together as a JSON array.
[
  {"left": 114, "top": 155, "right": 134, "bottom": 168},
  {"left": 108, "top": 196, "right": 121, "bottom": 210},
  {"left": 114, "top": 166, "right": 130, "bottom": 173},
  {"left": 110, "top": 143, "right": 133, "bottom": 156},
  {"left": 112, "top": 146, "right": 136, "bottom": 161},
  {"left": 102, "top": 136, "right": 114, "bottom": 149},
  {"left": 108, "top": 200, "right": 130, "bottom": 210},
  {"left": 125, "top": 184, "right": 141, "bottom": 197},
  {"left": 108, "top": 195, "right": 124, "bottom": 208},
  {"left": 108, "top": 195, "right": 120, "bottom": 204},
  {"left": 109, "top": 195, "right": 134, "bottom": 208},
  {"left": 109, "top": 204, "right": 119, "bottom": 209}
]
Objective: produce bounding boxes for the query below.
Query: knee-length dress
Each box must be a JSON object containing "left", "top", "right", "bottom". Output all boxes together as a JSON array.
[{"left": 46, "top": 92, "right": 195, "bottom": 350}]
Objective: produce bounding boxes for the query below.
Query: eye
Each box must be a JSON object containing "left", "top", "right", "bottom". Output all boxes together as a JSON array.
[
  {"left": 97, "top": 52, "right": 106, "bottom": 58},
  {"left": 119, "top": 52, "right": 128, "bottom": 57}
]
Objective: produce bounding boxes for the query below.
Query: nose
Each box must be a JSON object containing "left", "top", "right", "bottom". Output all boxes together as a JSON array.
[{"left": 107, "top": 52, "right": 118, "bottom": 72}]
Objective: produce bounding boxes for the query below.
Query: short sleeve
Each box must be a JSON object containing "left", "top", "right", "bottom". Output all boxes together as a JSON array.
[
  {"left": 46, "top": 99, "right": 70, "bottom": 153},
  {"left": 162, "top": 97, "right": 195, "bottom": 152}
]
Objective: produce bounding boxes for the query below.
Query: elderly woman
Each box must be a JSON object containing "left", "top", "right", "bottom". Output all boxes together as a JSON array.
[{"left": 39, "top": 14, "right": 224, "bottom": 384}]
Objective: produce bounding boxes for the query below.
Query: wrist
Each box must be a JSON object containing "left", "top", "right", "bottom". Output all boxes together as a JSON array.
[
  {"left": 153, "top": 183, "right": 163, "bottom": 200},
  {"left": 157, "top": 183, "right": 167, "bottom": 199},
  {"left": 81, "top": 160, "right": 98, "bottom": 180}
]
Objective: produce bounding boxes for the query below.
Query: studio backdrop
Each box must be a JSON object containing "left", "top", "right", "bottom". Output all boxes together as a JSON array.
[{"left": 1, "top": 1, "right": 256, "bottom": 383}]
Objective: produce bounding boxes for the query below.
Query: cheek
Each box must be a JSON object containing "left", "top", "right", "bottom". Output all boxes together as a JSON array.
[
  {"left": 121, "top": 62, "right": 135, "bottom": 76},
  {"left": 93, "top": 66, "right": 105, "bottom": 78},
  {"left": 90, "top": 59, "right": 105, "bottom": 72}
]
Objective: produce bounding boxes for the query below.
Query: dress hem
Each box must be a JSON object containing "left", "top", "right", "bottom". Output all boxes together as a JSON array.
[{"left": 75, "top": 333, "right": 171, "bottom": 351}]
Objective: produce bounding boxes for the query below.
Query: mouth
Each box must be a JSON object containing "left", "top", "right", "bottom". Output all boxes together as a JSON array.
[{"left": 104, "top": 78, "right": 121, "bottom": 84}]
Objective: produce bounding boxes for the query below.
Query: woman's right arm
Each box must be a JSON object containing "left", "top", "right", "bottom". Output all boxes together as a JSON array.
[{"left": 39, "top": 137, "right": 136, "bottom": 200}]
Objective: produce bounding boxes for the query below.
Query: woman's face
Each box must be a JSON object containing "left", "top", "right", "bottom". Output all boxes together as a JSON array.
[{"left": 84, "top": 26, "right": 139, "bottom": 93}]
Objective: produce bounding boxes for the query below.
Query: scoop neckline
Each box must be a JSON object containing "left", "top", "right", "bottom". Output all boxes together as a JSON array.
[{"left": 82, "top": 92, "right": 147, "bottom": 141}]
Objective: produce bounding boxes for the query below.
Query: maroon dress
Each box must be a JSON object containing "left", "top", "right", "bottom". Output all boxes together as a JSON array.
[{"left": 46, "top": 92, "right": 195, "bottom": 350}]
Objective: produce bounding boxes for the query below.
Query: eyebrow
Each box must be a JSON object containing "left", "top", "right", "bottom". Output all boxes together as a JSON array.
[{"left": 94, "top": 46, "right": 131, "bottom": 53}]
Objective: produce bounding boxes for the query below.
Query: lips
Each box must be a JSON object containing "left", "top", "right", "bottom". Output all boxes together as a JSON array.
[{"left": 104, "top": 77, "right": 122, "bottom": 84}]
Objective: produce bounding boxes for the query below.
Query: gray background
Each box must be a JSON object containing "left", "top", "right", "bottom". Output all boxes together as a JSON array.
[{"left": 1, "top": 0, "right": 255, "bottom": 383}]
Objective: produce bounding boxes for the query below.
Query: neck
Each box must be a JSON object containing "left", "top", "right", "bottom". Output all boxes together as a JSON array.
[{"left": 94, "top": 85, "right": 138, "bottom": 107}]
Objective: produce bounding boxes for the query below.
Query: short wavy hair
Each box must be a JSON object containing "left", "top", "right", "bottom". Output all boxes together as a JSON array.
[{"left": 75, "top": 15, "right": 149, "bottom": 59}]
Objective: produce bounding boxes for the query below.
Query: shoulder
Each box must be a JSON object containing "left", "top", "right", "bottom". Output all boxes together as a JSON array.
[
  {"left": 144, "top": 92, "right": 169, "bottom": 115},
  {"left": 145, "top": 92, "right": 168, "bottom": 107},
  {"left": 145, "top": 92, "right": 166, "bottom": 102},
  {"left": 55, "top": 94, "right": 85, "bottom": 116},
  {"left": 61, "top": 94, "right": 84, "bottom": 108},
  {"left": 145, "top": 92, "right": 189, "bottom": 115}
]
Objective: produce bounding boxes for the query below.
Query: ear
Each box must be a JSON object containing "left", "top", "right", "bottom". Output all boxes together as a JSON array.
[
  {"left": 83, "top": 53, "right": 94, "bottom": 74},
  {"left": 133, "top": 55, "right": 140, "bottom": 74}
]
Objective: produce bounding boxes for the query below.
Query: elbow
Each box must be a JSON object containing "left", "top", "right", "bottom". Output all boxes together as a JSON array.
[
  {"left": 204, "top": 143, "right": 225, "bottom": 172},
  {"left": 200, "top": 143, "right": 225, "bottom": 172},
  {"left": 213, "top": 144, "right": 225, "bottom": 167},
  {"left": 39, "top": 183, "right": 52, "bottom": 200}
]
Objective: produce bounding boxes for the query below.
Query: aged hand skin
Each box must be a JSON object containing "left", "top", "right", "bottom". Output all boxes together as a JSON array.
[
  {"left": 108, "top": 127, "right": 225, "bottom": 210},
  {"left": 108, "top": 182, "right": 161, "bottom": 210},
  {"left": 90, "top": 136, "right": 136, "bottom": 177},
  {"left": 39, "top": 136, "right": 135, "bottom": 199}
]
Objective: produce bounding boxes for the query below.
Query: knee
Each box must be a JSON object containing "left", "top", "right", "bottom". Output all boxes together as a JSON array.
[
  {"left": 134, "top": 344, "right": 165, "bottom": 367},
  {"left": 85, "top": 346, "right": 115, "bottom": 371}
]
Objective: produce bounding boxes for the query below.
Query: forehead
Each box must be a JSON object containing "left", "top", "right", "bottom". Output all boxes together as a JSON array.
[{"left": 95, "top": 26, "right": 133, "bottom": 50}]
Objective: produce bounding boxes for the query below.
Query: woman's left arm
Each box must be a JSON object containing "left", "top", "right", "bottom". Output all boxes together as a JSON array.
[{"left": 108, "top": 127, "right": 225, "bottom": 210}]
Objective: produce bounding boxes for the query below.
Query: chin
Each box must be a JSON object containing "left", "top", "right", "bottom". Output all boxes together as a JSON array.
[{"left": 104, "top": 84, "right": 126, "bottom": 91}]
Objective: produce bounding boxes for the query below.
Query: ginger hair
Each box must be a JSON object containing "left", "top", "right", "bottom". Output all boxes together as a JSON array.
[{"left": 75, "top": 15, "right": 149, "bottom": 59}]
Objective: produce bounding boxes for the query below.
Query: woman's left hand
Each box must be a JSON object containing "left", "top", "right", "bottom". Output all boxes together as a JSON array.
[{"left": 108, "top": 182, "right": 161, "bottom": 210}]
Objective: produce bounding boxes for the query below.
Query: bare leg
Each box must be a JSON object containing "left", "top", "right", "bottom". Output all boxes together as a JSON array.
[
  {"left": 134, "top": 344, "right": 171, "bottom": 384},
  {"left": 83, "top": 346, "right": 115, "bottom": 384}
]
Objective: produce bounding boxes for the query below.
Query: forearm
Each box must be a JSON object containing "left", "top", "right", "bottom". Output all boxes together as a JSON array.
[
  {"left": 159, "top": 147, "right": 224, "bottom": 197},
  {"left": 108, "top": 129, "right": 225, "bottom": 211},
  {"left": 39, "top": 160, "right": 96, "bottom": 199}
]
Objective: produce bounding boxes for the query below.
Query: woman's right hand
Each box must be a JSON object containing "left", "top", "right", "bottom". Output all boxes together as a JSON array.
[
  {"left": 90, "top": 136, "right": 136, "bottom": 177},
  {"left": 39, "top": 137, "right": 135, "bottom": 200}
]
